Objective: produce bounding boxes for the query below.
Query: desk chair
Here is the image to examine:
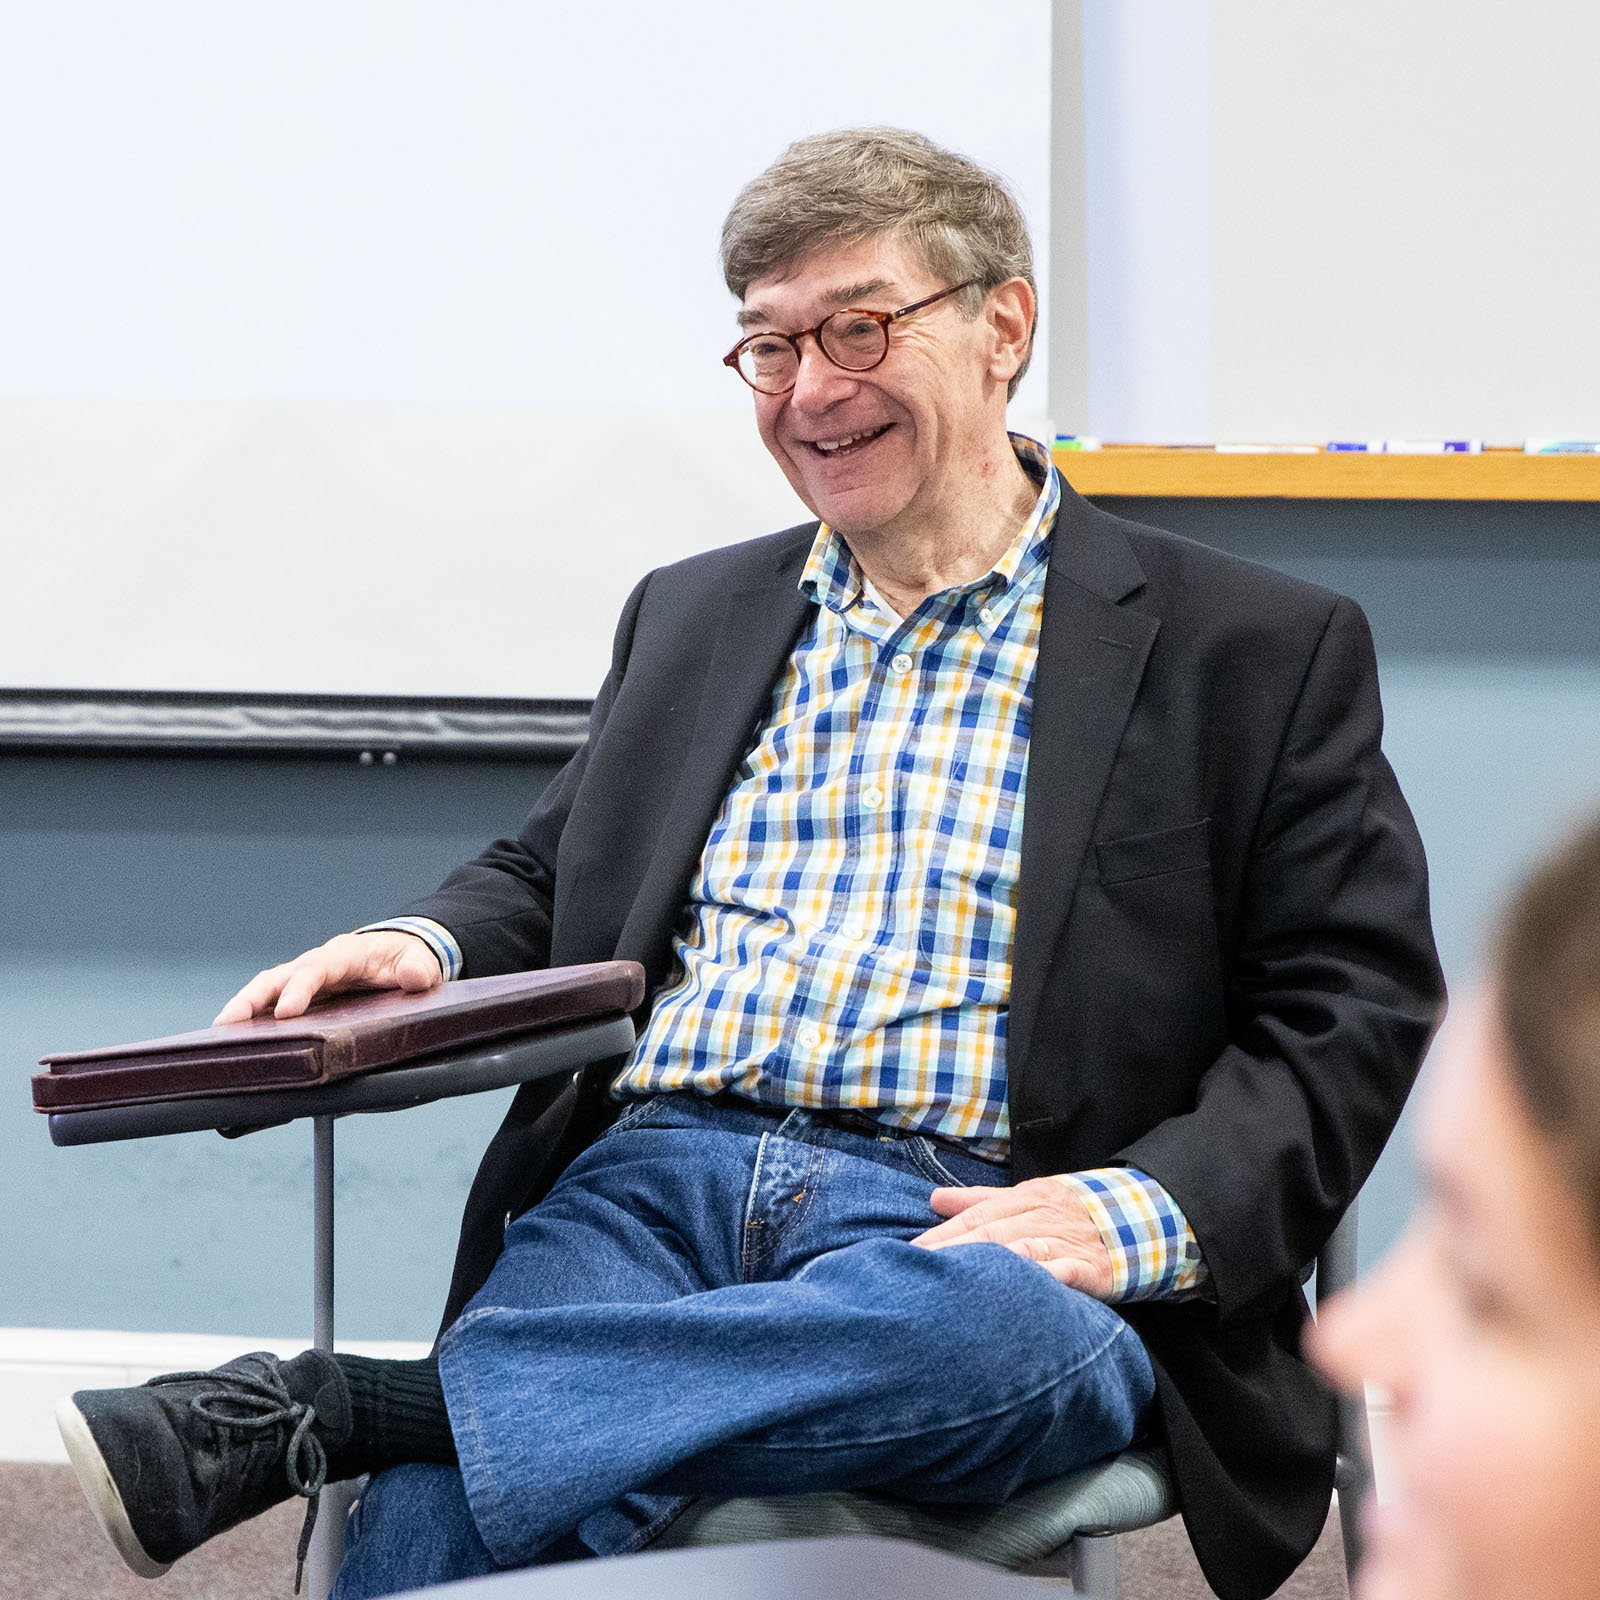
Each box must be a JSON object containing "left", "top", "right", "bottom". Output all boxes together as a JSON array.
[
  {"left": 47, "top": 1012, "right": 1373, "bottom": 1600},
  {"left": 46, "top": 1013, "right": 637, "bottom": 1600}
]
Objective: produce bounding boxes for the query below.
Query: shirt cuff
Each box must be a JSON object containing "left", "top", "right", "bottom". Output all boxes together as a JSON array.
[
  {"left": 1055, "top": 1167, "right": 1211, "bottom": 1303},
  {"left": 354, "top": 917, "right": 464, "bottom": 982}
]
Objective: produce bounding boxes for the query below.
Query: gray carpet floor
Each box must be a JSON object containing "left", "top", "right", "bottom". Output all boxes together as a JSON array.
[{"left": 0, "top": 1461, "right": 1350, "bottom": 1599}]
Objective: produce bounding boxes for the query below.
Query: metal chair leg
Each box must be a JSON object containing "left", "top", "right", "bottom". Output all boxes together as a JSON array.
[
  {"left": 1319, "top": 1204, "right": 1374, "bottom": 1592},
  {"left": 1070, "top": 1531, "right": 1121, "bottom": 1600},
  {"left": 305, "top": 1115, "right": 347, "bottom": 1600},
  {"left": 1335, "top": 1410, "right": 1373, "bottom": 1574}
]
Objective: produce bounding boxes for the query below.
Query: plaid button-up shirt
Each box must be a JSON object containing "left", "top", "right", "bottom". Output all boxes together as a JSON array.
[{"left": 379, "top": 436, "right": 1206, "bottom": 1301}]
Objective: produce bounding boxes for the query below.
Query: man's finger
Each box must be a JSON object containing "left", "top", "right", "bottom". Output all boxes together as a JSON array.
[
  {"left": 272, "top": 937, "right": 378, "bottom": 1017},
  {"left": 214, "top": 931, "right": 444, "bottom": 1026},
  {"left": 917, "top": 1221, "right": 1112, "bottom": 1296},
  {"left": 273, "top": 960, "right": 346, "bottom": 1019},
  {"left": 212, "top": 964, "right": 297, "bottom": 1026},
  {"left": 915, "top": 1200, "right": 1057, "bottom": 1250},
  {"left": 271, "top": 931, "right": 444, "bottom": 1018},
  {"left": 1024, "top": 1245, "right": 1103, "bottom": 1293},
  {"left": 392, "top": 942, "right": 446, "bottom": 992},
  {"left": 926, "top": 1184, "right": 1006, "bottom": 1219},
  {"left": 917, "top": 1185, "right": 1053, "bottom": 1244},
  {"left": 998, "top": 1236, "right": 1115, "bottom": 1298}
]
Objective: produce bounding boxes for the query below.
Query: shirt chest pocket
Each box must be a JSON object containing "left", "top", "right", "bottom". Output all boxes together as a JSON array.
[{"left": 1094, "top": 818, "right": 1212, "bottom": 886}]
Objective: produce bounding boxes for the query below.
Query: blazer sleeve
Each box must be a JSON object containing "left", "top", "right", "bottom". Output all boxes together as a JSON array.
[
  {"left": 1116, "top": 595, "right": 1445, "bottom": 1320},
  {"left": 393, "top": 572, "right": 653, "bottom": 977}
]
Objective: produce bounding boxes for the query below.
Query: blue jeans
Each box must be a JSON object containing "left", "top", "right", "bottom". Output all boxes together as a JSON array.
[{"left": 334, "top": 1094, "right": 1155, "bottom": 1597}]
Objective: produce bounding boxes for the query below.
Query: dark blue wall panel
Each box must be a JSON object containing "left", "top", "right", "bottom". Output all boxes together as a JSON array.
[{"left": 3, "top": 756, "right": 558, "bottom": 1340}]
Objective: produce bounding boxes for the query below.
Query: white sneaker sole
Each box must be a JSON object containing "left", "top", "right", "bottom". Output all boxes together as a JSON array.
[{"left": 56, "top": 1396, "right": 173, "bottom": 1579}]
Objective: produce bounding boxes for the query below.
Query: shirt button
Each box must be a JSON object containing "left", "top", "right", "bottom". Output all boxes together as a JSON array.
[
  {"left": 978, "top": 606, "right": 995, "bottom": 626},
  {"left": 861, "top": 786, "right": 885, "bottom": 811},
  {"left": 798, "top": 1025, "right": 823, "bottom": 1050},
  {"left": 890, "top": 651, "right": 914, "bottom": 674},
  {"left": 841, "top": 922, "right": 866, "bottom": 943}
]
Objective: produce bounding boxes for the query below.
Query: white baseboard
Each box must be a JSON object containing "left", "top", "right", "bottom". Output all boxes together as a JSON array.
[
  {"left": 0, "top": 1327, "right": 429, "bottom": 1464},
  {"left": 1365, "top": 1383, "right": 1395, "bottom": 1504}
]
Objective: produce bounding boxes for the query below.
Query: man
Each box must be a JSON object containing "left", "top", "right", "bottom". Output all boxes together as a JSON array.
[{"left": 58, "top": 130, "right": 1443, "bottom": 1600}]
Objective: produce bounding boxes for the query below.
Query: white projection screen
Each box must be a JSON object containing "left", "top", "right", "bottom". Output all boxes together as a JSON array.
[{"left": 0, "top": 1, "right": 1053, "bottom": 731}]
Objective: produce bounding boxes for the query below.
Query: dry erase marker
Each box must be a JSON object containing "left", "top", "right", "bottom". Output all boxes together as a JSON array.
[
  {"left": 1053, "top": 434, "right": 1102, "bottom": 451},
  {"left": 1384, "top": 440, "right": 1483, "bottom": 454},
  {"left": 1524, "top": 439, "right": 1600, "bottom": 455},
  {"left": 1327, "top": 441, "right": 1386, "bottom": 453}
]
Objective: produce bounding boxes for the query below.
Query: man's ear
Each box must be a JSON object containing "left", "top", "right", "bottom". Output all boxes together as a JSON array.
[{"left": 984, "top": 277, "right": 1036, "bottom": 387}]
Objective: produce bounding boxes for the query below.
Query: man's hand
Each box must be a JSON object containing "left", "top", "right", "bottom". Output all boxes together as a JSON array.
[
  {"left": 212, "top": 931, "right": 444, "bottom": 1024},
  {"left": 912, "top": 1176, "right": 1115, "bottom": 1299}
]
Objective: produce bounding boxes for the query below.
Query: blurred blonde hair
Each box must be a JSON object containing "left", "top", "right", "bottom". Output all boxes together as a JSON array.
[{"left": 1499, "top": 812, "right": 1600, "bottom": 1252}]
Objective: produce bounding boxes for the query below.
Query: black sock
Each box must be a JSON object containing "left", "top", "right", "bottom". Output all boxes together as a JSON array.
[{"left": 328, "top": 1353, "right": 458, "bottom": 1477}]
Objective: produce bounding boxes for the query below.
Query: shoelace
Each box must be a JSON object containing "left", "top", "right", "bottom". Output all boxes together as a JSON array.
[{"left": 151, "top": 1357, "right": 328, "bottom": 1593}]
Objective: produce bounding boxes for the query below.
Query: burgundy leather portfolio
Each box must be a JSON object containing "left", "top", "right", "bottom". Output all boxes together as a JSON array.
[{"left": 32, "top": 963, "right": 645, "bottom": 1114}]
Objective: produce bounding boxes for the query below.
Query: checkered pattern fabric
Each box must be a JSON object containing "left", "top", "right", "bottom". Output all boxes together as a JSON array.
[
  {"left": 390, "top": 436, "right": 1208, "bottom": 1301},
  {"left": 1057, "top": 1169, "right": 1207, "bottom": 1300},
  {"left": 356, "top": 916, "right": 463, "bottom": 980},
  {"left": 614, "top": 438, "right": 1060, "bottom": 1152}
]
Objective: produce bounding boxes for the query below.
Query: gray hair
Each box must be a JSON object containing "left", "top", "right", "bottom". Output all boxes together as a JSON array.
[{"left": 721, "top": 128, "right": 1036, "bottom": 399}]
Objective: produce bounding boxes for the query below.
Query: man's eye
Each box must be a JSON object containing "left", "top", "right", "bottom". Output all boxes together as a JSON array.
[{"left": 747, "top": 338, "right": 789, "bottom": 360}]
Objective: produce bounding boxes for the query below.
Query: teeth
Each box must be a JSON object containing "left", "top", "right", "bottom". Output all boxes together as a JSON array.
[{"left": 816, "top": 428, "right": 880, "bottom": 453}]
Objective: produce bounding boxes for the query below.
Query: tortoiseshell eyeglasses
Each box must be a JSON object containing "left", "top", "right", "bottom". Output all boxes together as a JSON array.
[{"left": 722, "top": 279, "right": 981, "bottom": 395}]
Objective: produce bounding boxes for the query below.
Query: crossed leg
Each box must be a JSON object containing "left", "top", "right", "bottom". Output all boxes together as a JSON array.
[{"left": 336, "top": 1099, "right": 1156, "bottom": 1596}]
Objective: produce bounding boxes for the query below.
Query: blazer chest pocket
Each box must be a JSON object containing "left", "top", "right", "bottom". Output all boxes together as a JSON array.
[{"left": 1095, "top": 818, "right": 1211, "bottom": 886}]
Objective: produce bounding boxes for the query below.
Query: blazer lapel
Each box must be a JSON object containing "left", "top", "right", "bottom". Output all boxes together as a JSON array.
[
  {"left": 1007, "top": 495, "right": 1158, "bottom": 1109},
  {"left": 618, "top": 534, "right": 817, "bottom": 970}
]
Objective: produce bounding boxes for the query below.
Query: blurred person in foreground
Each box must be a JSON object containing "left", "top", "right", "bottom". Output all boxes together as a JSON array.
[{"left": 1313, "top": 813, "right": 1600, "bottom": 1600}]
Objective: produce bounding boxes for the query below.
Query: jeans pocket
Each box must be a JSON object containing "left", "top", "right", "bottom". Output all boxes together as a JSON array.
[{"left": 907, "top": 1137, "right": 979, "bottom": 1188}]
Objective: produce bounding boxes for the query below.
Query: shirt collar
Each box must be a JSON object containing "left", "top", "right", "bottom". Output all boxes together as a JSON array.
[{"left": 800, "top": 431, "right": 1060, "bottom": 617}]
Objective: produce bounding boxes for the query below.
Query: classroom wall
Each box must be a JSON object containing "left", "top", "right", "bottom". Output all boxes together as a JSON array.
[
  {"left": 2, "top": 757, "right": 559, "bottom": 1341},
  {"left": 5, "top": 496, "right": 1598, "bottom": 1342}
]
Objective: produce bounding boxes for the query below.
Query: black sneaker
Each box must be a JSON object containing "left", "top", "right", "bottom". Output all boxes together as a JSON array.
[{"left": 56, "top": 1348, "right": 352, "bottom": 1589}]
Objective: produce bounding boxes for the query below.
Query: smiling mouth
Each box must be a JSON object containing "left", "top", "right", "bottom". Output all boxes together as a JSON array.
[{"left": 806, "top": 424, "right": 891, "bottom": 458}]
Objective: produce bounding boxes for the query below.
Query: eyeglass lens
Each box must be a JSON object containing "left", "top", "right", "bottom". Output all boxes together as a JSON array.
[{"left": 736, "top": 311, "right": 889, "bottom": 393}]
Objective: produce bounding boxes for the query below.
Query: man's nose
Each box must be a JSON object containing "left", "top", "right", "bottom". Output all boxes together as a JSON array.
[{"left": 788, "top": 336, "right": 858, "bottom": 412}]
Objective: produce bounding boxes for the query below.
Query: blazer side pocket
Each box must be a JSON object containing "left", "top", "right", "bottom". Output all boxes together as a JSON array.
[{"left": 1095, "top": 818, "right": 1212, "bottom": 886}]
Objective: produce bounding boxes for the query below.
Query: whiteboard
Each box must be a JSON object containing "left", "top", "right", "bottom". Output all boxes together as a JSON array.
[
  {"left": 1210, "top": 1, "right": 1600, "bottom": 443},
  {"left": 0, "top": 1, "right": 1052, "bottom": 702},
  {"left": 1074, "top": 1, "right": 1600, "bottom": 447}
]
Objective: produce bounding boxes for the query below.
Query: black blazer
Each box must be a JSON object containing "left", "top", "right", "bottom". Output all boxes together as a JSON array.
[{"left": 410, "top": 483, "right": 1443, "bottom": 1600}]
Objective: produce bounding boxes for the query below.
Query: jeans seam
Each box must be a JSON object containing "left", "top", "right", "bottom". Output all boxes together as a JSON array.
[
  {"left": 741, "top": 1136, "right": 829, "bottom": 1279},
  {"left": 906, "top": 1138, "right": 970, "bottom": 1188},
  {"left": 739, "top": 1131, "right": 773, "bottom": 1282},
  {"left": 599, "top": 1094, "right": 662, "bottom": 1141},
  {"left": 608, "top": 1497, "right": 694, "bottom": 1556},
  {"left": 446, "top": 1304, "right": 508, "bottom": 1338},
  {"left": 790, "top": 1141, "right": 827, "bottom": 1240},
  {"left": 720, "top": 1316, "right": 1139, "bottom": 1451},
  {"left": 436, "top": 1327, "right": 504, "bottom": 1556}
]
